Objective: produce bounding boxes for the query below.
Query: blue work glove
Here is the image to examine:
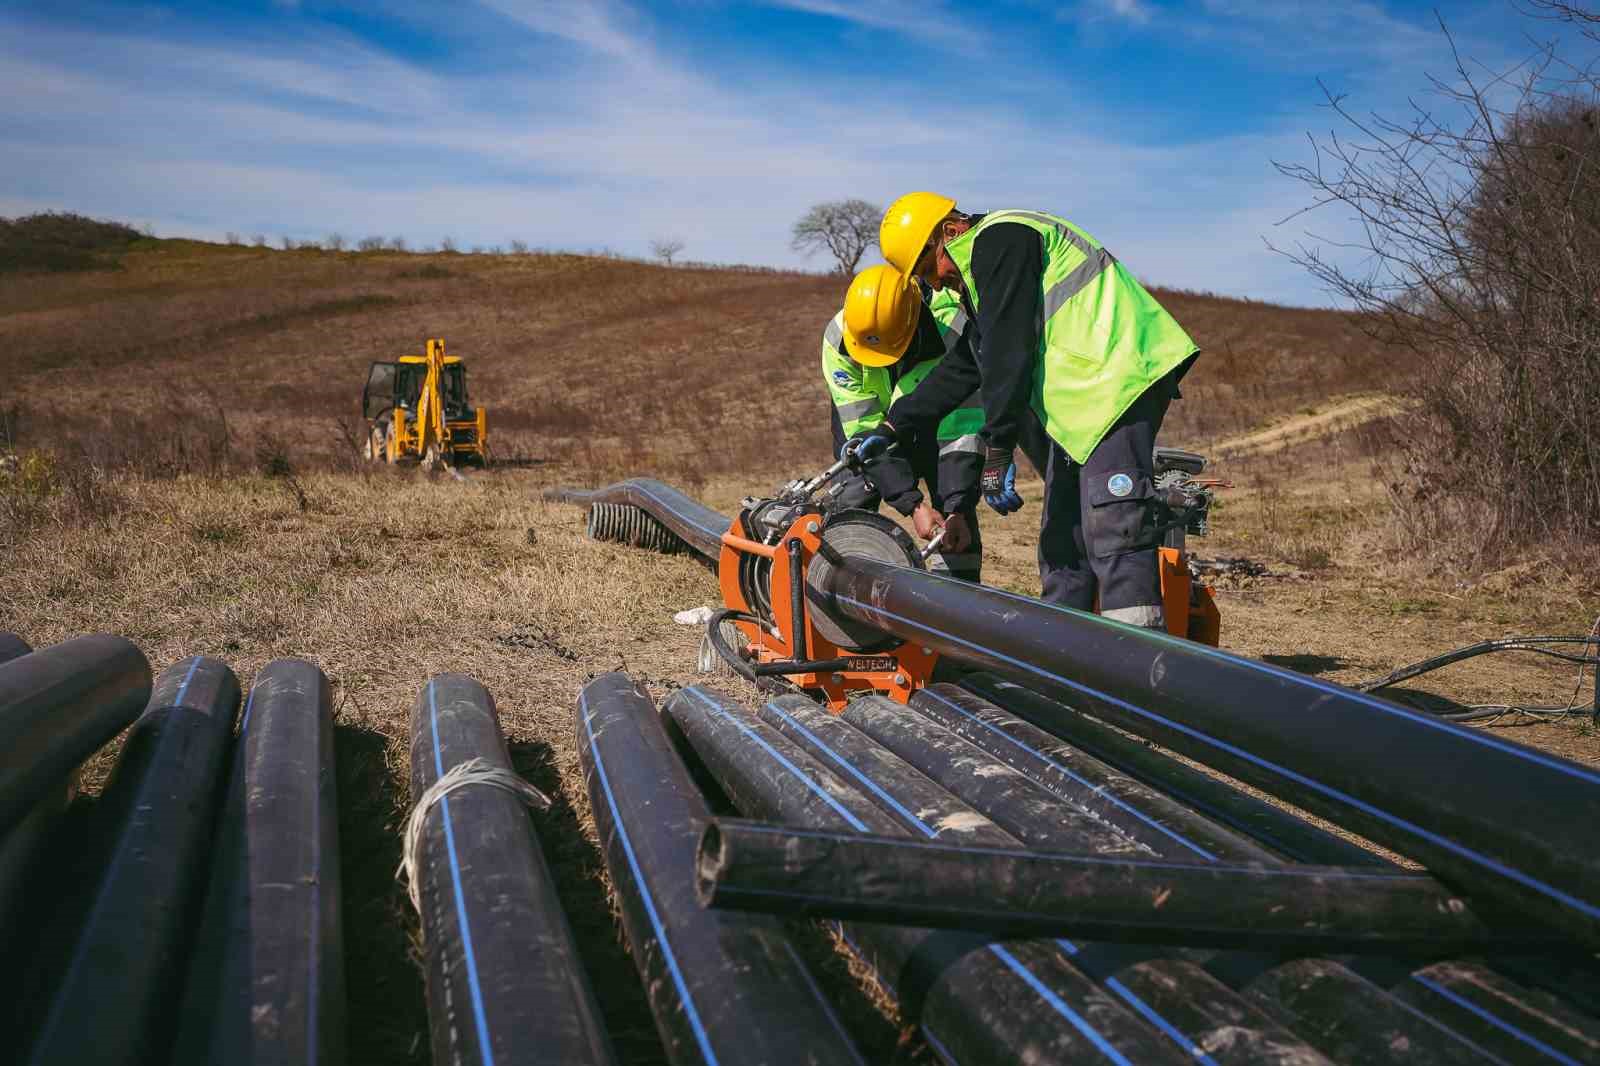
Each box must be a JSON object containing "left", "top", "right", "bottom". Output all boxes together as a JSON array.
[
  {"left": 981, "top": 446, "right": 1024, "bottom": 515},
  {"left": 841, "top": 426, "right": 897, "bottom": 465}
]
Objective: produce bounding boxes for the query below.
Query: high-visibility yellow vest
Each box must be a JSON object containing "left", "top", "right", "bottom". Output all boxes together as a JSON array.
[
  {"left": 944, "top": 210, "right": 1198, "bottom": 462},
  {"left": 821, "top": 288, "right": 983, "bottom": 445}
]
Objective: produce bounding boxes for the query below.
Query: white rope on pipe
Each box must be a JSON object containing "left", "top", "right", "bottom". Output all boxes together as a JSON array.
[{"left": 397, "top": 756, "right": 551, "bottom": 913}]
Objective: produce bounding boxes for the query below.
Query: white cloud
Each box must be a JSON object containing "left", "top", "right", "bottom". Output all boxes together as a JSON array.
[{"left": 0, "top": 1, "right": 1431, "bottom": 305}]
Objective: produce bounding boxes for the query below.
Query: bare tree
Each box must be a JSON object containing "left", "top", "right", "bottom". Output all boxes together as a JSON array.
[
  {"left": 1274, "top": 10, "right": 1600, "bottom": 557},
  {"left": 650, "top": 236, "right": 686, "bottom": 265},
  {"left": 509, "top": 238, "right": 529, "bottom": 254},
  {"left": 279, "top": 235, "right": 296, "bottom": 251},
  {"left": 440, "top": 235, "right": 458, "bottom": 253},
  {"left": 356, "top": 235, "right": 384, "bottom": 252},
  {"left": 325, "top": 233, "right": 346, "bottom": 251},
  {"left": 388, "top": 235, "right": 408, "bottom": 252},
  {"left": 224, "top": 232, "right": 241, "bottom": 246},
  {"left": 252, "top": 234, "right": 268, "bottom": 248},
  {"left": 791, "top": 199, "right": 879, "bottom": 274}
]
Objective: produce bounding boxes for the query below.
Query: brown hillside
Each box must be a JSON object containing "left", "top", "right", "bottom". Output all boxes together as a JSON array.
[{"left": 3, "top": 241, "right": 1393, "bottom": 482}]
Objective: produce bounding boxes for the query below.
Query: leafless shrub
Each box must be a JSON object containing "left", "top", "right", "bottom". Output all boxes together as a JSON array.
[
  {"left": 650, "top": 236, "right": 685, "bottom": 266},
  {"left": 1274, "top": 9, "right": 1600, "bottom": 562},
  {"left": 255, "top": 432, "right": 310, "bottom": 510},
  {"left": 791, "top": 200, "right": 878, "bottom": 274},
  {"left": 357, "top": 235, "right": 385, "bottom": 252}
]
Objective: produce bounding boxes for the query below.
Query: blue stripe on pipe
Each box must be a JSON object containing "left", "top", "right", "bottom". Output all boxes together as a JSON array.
[
  {"left": 580, "top": 692, "right": 720, "bottom": 1065},
  {"left": 921, "top": 1026, "right": 961, "bottom": 1066},
  {"left": 988, "top": 945, "right": 1135, "bottom": 1065},
  {"left": 683, "top": 689, "right": 868, "bottom": 831},
  {"left": 834, "top": 593, "right": 1600, "bottom": 923},
  {"left": 1411, "top": 975, "right": 1580, "bottom": 1065},
  {"left": 429, "top": 682, "right": 497, "bottom": 1066},
  {"left": 173, "top": 655, "right": 202, "bottom": 707},
  {"left": 761, "top": 701, "right": 938, "bottom": 838},
  {"left": 1054, "top": 940, "right": 1221, "bottom": 1065},
  {"left": 910, "top": 568, "right": 1600, "bottom": 786},
  {"left": 916, "top": 686, "right": 1217, "bottom": 860}
]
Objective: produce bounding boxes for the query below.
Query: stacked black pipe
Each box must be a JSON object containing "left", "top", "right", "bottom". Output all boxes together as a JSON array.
[
  {"left": 577, "top": 673, "right": 866, "bottom": 1066},
  {"left": 409, "top": 673, "right": 615, "bottom": 1065},
  {"left": 172, "top": 658, "right": 346, "bottom": 1065},
  {"left": 25, "top": 655, "right": 240, "bottom": 1065},
  {"left": 956, "top": 677, "right": 1600, "bottom": 1065},
  {"left": 663, "top": 685, "right": 1314, "bottom": 1065}
]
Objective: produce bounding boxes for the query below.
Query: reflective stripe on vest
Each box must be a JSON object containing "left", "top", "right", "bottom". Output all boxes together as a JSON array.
[
  {"left": 945, "top": 210, "right": 1198, "bottom": 463},
  {"left": 889, "top": 290, "right": 985, "bottom": 443},
  {"left": 821, "top": 310, "right": 890, "bottom": 437}
]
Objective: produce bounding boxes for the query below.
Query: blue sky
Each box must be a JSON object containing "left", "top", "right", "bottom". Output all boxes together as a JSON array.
[{"left": 0, "top": 1, "right": 1579, "bottom": 304}]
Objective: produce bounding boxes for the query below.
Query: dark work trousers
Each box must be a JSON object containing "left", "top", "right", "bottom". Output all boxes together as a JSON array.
[
  {"left": 909, "top": 433, "right": 983, "bottom": 583},
  {"left": 1037, "top": 373, "right": 1178, "bottom": 626}
]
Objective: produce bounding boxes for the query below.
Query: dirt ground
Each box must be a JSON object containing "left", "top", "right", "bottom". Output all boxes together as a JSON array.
[{"left": 3, "top": 240, "right": 1597, "bottom": 1064}]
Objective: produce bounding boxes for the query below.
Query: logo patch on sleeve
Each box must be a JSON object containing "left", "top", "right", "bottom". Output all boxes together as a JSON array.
[
  {"left": 1107, "top": 473, "right": 1134, "bottom": 497},
  {"left": 832, "top": 369, "right": 854, "bottom": 387}
]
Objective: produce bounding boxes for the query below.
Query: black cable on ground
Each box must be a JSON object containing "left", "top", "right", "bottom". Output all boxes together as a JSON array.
[{"left": 1354, "top": 624, "right": 1599, "bottom": 724}]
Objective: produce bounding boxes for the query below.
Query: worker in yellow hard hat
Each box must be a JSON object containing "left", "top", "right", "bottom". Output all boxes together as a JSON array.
[
  {"left": 860, "top": 192, "right": 1200, "bottom": 628},
  {"left": 820, "top": 264, "right": 987, "bottom": 581}
]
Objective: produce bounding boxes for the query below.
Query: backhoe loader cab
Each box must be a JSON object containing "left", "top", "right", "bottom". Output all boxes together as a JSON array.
[{"left": 361, "top": 339, "right": 489, "bottom": 467}]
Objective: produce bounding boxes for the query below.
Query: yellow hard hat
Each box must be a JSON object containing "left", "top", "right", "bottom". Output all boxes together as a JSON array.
[
  {"left": 841, "top": 264, "right": 919, "bottom": 367},
  {"left": 880, "top": 191, "right": 957, "bottom": 277}
]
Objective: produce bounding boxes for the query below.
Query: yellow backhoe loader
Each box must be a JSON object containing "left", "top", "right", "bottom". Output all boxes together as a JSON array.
[{"left": 361, "top": 338, "right": 489, "bottom": 468}]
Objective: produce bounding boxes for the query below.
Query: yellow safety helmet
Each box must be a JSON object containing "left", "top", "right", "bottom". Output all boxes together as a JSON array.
[
  {"left": 841, "top": 264, "right": 919, "bottom": 367},
  {"left": 880, "top": 191, "right": 957, "bottom": 277}
]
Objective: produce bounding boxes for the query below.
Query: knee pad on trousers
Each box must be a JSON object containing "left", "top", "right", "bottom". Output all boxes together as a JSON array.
[{"left": 1084, "top": 468, "right": 1162, "bottom": 558}]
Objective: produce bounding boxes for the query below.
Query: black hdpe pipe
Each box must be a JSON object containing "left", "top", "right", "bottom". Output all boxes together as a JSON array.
[
  {"left": 960, "top": 673, "right": 1383, "bottom": 866},
  {"left": 0, "top": 632, "right": 30, "bottom": 663},
  {"left": 749, "top": 693, "right": 1336, "bottom": 1064},
  {"left": 695, "top": 821, "right": 1547, "bottom": 954},
  {"left": 840, "top": 693, "right": 1145, "bottom": 854},
  {"left": 25, "top": 656, "right": 241, "bottom": 1066},
  {"left": 577, "top": 673, "right": 865, "bottom": 1066},
  {"left": 547, "top": 479, "right": 727, "bottom": 559},
  {"left": 662, "top": 685, "right": 1201, "bottom": 1066},
  {"left": 755, "top": 694, "right": 1021, "bottom": 843},
  {"left": 0, "top": 633, "right": 151, "bottom": 837},
  {"left": 908, "top": 683, "right": 1278, "bottom": 863},
  {"left": 171, "top": 659, "right": 346, "bottom": 1066},
  {"left": 819, "top": 556, "right": 1600, "bottom": 944},
  {"left": 410, "top": 674, "right": 615, "bottom": 1066}
]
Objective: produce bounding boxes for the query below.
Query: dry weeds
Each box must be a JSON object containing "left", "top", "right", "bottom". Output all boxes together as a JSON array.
[{"left": 4, "top": 240, "right": 1597, "bottom": 1064}]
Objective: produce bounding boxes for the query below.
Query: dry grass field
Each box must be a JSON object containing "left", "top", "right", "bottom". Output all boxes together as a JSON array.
[{"left": 3, "top": 239, "right": 1597, "bottom": 1064}]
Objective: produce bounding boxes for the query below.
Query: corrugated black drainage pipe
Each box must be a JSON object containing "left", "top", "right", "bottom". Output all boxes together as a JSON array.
[
  {"left": 171, "top": 659, "right": 345, "bottom": 1066},
  {"left": 409, "top": 673, "right": 615, "bottom": 1066},
  {"left": 0, "top": 633, "right": 151, "bottom": 837},
  {"left": 25, "top": 656, "right": 240, "bottom": 1066},
  {"left": 577, "top": 673, "right": 865, "bottom": 1066}
]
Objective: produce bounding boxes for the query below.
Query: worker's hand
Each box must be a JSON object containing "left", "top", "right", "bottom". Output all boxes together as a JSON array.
[
  {"left": 981, "top": 446, "right": 1023, "bottom": 515},
  {"left": 841, "top": 424, "right": 897, "bottom": 465},
  {"left": 940, "top": 512, "right": 972, "bottom": 552},
  {"left": 911, "top": 501, "right": 942, "bottom": 540}
]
